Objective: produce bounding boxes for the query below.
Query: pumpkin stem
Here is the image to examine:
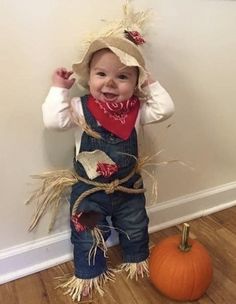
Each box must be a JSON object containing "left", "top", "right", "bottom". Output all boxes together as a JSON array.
[{"left": 179, "top": 223, "right": 192, "bottom": 252}]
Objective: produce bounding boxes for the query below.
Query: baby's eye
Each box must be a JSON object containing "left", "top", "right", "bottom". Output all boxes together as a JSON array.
[
  {"left": 96, "top": 72, "right": 106, "bottom": 77},
  {"left": 118, "top": 74, "right": 128, "bottom": 80}
]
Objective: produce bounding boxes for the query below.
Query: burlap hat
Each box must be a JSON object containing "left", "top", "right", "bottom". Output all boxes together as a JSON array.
[
  {"left": 72, "top": 1, "right": 150, "bottom": 96},
  {"left": 73, "top": 36, "right": 147, "bottom": 92}
]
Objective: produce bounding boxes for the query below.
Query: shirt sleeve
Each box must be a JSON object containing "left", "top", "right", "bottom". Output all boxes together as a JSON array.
[
  {"left": 42, "top": 87, "right": 79, "bottom": 130},
  {"left": 140, "top": 81, "right": 175, "bottom": 125}
]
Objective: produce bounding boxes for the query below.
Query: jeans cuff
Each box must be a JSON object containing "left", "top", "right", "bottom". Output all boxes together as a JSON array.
[
  {"left": 123, "top": 251, "right": 149, "bottom": 263},
  {"left": 75, "top": 265, "right": 107, "bottom": 279}
]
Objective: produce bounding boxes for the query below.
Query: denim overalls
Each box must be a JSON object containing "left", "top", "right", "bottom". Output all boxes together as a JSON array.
[{"left": 70, "top": 95, "right": 149, "bottom": 279}]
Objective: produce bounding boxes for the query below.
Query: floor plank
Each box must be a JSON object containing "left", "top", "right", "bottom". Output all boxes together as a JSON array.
[{"left": 14, "top": 274, "right": 49, "bottom": 304}]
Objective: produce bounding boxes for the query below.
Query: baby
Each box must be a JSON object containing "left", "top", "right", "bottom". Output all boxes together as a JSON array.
[{"left": 42, "top": 5, "right": 174, "bottom": 302}]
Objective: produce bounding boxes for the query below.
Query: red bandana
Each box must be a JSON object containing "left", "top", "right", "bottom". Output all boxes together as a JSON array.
[{"left": 87, "top": 95, "right": 140, "bottom": 140}]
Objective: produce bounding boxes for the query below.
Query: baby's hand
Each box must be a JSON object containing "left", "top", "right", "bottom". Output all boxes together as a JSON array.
[
  {"left": 142, "top": 74, "right": 156, "bottom": 88},
  {"left": 52, "top": 68, "right": 76, "bottom": 89}
]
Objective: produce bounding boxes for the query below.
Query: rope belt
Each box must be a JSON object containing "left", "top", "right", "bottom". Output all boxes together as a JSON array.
[{"left": 72, "top": 166, "right": 145, "bottom": 215}]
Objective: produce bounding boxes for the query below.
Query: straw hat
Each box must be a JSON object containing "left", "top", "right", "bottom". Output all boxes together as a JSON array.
[{"left": 72, "top": 1, "right": 150, "bottom": 96}]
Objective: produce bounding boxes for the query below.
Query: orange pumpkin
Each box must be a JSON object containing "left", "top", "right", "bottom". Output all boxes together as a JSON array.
[{"left": 149, "top": 223, "right": 213, "bottom": 301}]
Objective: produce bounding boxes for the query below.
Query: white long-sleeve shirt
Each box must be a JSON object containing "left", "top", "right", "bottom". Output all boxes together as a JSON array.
[{"left": 42, "top": 81, "right": 174, "bottom": 157}]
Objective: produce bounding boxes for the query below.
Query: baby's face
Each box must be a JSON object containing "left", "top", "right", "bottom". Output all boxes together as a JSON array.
[{"left": 88, "top": 49, "right": 138, "bottom": 103}]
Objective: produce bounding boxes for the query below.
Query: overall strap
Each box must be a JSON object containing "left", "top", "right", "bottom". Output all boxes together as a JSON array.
[{"left": 80, "top": 95, "right": 98, "bottom": 129}]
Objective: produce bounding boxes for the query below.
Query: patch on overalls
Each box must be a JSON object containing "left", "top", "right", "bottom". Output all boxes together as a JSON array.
[
  {"left": 76, "top": 150, "right": 118, "bottom": 179},
  {"left": 71, "top": 211, "right": 103, "bottom": 233}
]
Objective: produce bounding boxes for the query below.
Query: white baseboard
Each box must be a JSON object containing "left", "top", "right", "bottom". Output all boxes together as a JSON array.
[
  {"left": 1, "top": 181, "right": 236, "bottom": 285},
  {"left": 0, "top": 230, "right": 72, "bottom": 285},
  {"left": 147, "top": 181, "right": 236, "bottom": 233}
]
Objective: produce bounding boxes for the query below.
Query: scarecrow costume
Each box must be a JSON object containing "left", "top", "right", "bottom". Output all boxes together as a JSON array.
[{"left": 28, "top": 1, "right": 174, "bottom": 302}]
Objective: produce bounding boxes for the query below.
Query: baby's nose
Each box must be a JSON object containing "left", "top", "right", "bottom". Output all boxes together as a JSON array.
[{"left": 105, "top": 78, "right": 116, "bottom": 88}]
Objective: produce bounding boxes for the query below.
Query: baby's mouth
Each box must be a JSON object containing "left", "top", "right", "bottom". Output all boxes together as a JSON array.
[{"left": 102, "top": 92, "right": 118, "bottom": 101}]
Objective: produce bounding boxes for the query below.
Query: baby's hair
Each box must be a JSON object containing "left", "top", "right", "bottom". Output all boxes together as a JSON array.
[{"left": 88, "top": 48, "right": 112, "bottom": 69}]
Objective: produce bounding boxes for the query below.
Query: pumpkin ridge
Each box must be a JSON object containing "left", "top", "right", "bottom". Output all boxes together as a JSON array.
[{"left": 189, "top": 253, "right": 197, "bottom": 300}]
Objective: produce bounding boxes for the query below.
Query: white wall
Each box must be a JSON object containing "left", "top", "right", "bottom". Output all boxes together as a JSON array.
[
  {"left": 0, "top": 0, "right": 236, "bottom": 254},
  {"left": 146, "top": 0, "right": 236, "bottom": 203}
]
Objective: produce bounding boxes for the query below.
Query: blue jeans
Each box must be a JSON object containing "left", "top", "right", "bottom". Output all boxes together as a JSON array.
[{"left": 70, "top": 173, "right": 149, "bottom": 279}]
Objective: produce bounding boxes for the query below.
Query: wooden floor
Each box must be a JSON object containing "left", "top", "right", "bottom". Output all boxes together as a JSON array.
[{"left": 1, "top": 206, "right": 236, "bottom": 304}]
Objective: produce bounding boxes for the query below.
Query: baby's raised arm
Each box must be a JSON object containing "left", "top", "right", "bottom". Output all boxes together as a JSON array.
[
  {"left": 140, "top": 81, "right": 175, "bottom": 125},
  {"left": 42, "top": 68, "right": 78, "bottom": 130}
]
